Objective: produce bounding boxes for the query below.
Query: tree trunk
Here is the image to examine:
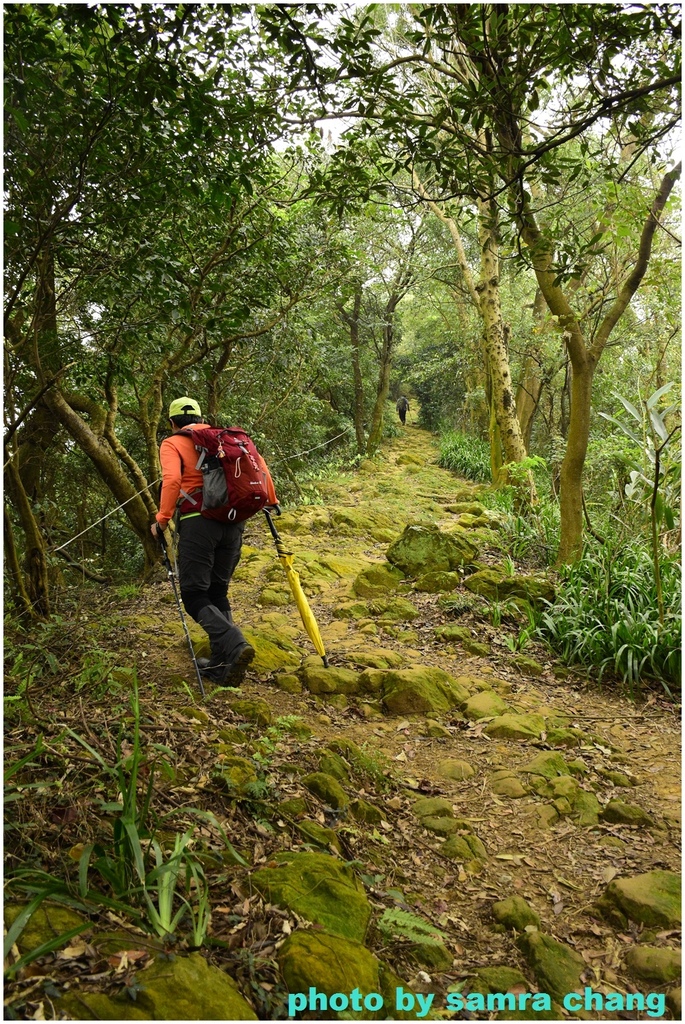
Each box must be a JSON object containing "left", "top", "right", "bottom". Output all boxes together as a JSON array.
[
  {"left": 349, "top": 292, "right": 366, "bottom": 453},
  {"left": 4, "top": 505, "right": 34, "bottom": 617},
  {"left": 476, "top": 199, "right": 528, "bottom": 466},
  {"left": 515, "top": 350, "right": 543, "bottom": 452},
  {"left": 5, "top": 459, "right": 51, "bottom": 617},
  {"left": 558, "top": 355, "right": 596, "bottom": 563},
  {"left": 366, "top": 319, "right": 394, "bottom": 454}
]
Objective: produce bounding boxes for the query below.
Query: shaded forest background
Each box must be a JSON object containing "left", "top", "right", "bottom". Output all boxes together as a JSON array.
[{"left": 4, "top": 2, "right": 681, "bottom": 693}]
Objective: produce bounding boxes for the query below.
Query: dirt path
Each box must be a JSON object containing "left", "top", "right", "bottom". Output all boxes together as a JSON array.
[{"left": 5, "top": 424, "right": 681, "bottom": 1020}]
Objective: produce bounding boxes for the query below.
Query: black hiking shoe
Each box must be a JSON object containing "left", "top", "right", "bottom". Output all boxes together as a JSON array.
[
  {"left": 196, "top": 657, "right": 211, "bottom": 671},
  {"left": 219, "top": 643, "right": 256, "bottom": 687}
]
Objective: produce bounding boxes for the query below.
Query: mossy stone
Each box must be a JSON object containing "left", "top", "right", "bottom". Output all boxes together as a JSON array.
[
  {"left": 463, "top": 639, "right": 491, "bottom": 656},
  {"left": 275, "top": 673, "right": 302, "bottom": 694},
  {"left": 517, "top": 931, "right": 584, "bottom": 1003},
  {"left": 546, "top": 727, "right": 585, "bottom": 748},
  {"left": 598, "top": 769, "right": 635, "bottom": 787},
  {"left": 470, "top": 966, "right": 529, "bottom": 996},
  {"left": 442, "top": 834, "right": 487, "bottom": 862},
  {"left": 666, "top": 987, "right": 682, "bottom": 1019},
  {"left": 297, "top": 820, "right": 342, "bottom": 853},
  {"left": 259, "top": 587, "right": 292, "bottom": 606},
  {"left": 279, "top": 930, "right": 380, "bottom": 1016},
  {"left": 352, "top": 562, "right": 405, "bottom": 598},
  {"left": 302, "top": 662, "right": 361, "bottom": 695},
  {"left": 491, "top": 772, "right": 528, "bottom": 798},
  {"left": 279, "top": 796, "right": 308, "bottom": 818},
  {"left": 601, "top": 801, "right": 655, "bottom": 827},
  {"left": 333, "top": 601, "right": 370, "bottom": 620},
  {"left": 387, "top": 523, "right": 478, "bottom": 575},
  {"left": 492, "top": 896, "right": 541, "bottom": 932},
  {"left": 412, "top": 797, "right": 454, "bottom": 819},
  {"left": 213, "top": 756, "right": 258, "bottom": 796},
  {"left": 550, "top": 776, "right": 578, "bottom": 800},
  {"left": 422, "top": 815, "right": 458, "bottom": 836},
  {"left": 217, "top": 727, "right": 246, "bottom": 743},
  {"left": 349, "top": 648, "right": 406, "bottom": 669},
  {"left": 303, "top": 772, "right": 349, "bottom": 809},
  {"left": 435, "top": 624, "right": 471, "bottom": 643},
  {"left": 59, "top": 951, "right": 257, "bottom": 1020},
  {"left": 437, "top": 758, "right": 475, "bottom": 781},
  {"left": 415, "top": 571, "right": 462, "bottom": 593},
  {"left": 536, "top": 805, "right": 559, "bottom": 829},
  {"left": 462, "top": 691, "right": 509, "bottom": 720},
  {"left": 512, "top": 654, "right": 544, "bottom": 676},
  {"left": 229, "top": 697, "right": 272, "bottom": 727},
  {"left": 599, "top": 835, "right": 627, "bottom": 852},
  {"left": 447, "top": 502, "right": 487, "bottom": 517},
  {"left": 254, "top": 853, "right": 371, "bottom": 941},
  {"left": 4, "top": 903, "right": 88, "bottom": 955},
  {"left": 369, "top": 596, "right": 419, "bottom": 621},
  {"left": 381, "top": 666, "right": 471, "bottom": 715},
  {"left": 318, "top": 752, "right": 350, "bottom": 782},
  {"left": 484, "top": 714, "right": 546, "bottom": 740},
  {"left": 349, "top": 798, "right": 383, "bottom": 824},
  {"left": 624, "top": 946, "right": 681, "bottom": 983},
  {"left": 519, "top": 751, "right": 571, "bottom": 779},
  {"left": 424, "top": 722, "right": 452, "bottom": 738},
  {"left": 464, "top": 568, "right": 555, "bottom": 605},
  {"left": 601, "top": 871, "right": 681, "bottom": 928}
]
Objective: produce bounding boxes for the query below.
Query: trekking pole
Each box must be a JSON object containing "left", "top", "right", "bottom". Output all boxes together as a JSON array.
[{"left": 155, "top": 527, "right": 206, "bottom": 699}]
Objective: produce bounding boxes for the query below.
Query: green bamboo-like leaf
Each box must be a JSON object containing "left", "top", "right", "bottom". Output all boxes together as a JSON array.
[
  {"left": 5, "top": 923, "right": 90, "bottom": 978},
  {"left": 646, "top": 382, "right": 674, "bottom": 410},
  {"left": 598, "top": 412, "right": 642, "bottom": 446},
  {"left": 615, "top": 394, "right": 641, "bottom": 422},
  {"left": 649, "top": 408, "right": 669, "bottom": 443}
]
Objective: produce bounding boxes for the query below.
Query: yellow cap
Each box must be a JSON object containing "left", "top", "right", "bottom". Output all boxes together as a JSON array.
[{"left": 168, "top": 397, "right": 201, "bottom": 419}]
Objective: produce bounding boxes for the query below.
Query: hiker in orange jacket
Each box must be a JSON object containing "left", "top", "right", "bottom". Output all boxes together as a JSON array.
[{"left": 151, "top": 397, "right": 257, "bottom": 686}]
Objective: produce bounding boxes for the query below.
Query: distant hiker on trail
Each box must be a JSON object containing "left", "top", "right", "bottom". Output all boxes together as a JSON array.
[
  {"left": 151, "top": 397, "right": 271, "bottom": 686},
  {"left": 396, "top": 395, "right": 410, "bottom": 425}
]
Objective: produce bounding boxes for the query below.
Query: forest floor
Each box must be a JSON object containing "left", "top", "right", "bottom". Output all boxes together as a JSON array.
[{"left": 4, "top": 423, "right": 681, "bottom": 1021}]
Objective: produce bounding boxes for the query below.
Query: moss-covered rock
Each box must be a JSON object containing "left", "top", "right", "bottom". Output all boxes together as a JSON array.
[
  {"left": 352, "top": 563, "right": 405, "bottom": 598},
  {"left": 275, "top": 673, "right": 303, "bottom": 694},
  {"left": 441, "top": 834, "right": 487, "bottom": 863},
  {"left": 297, "top": 820, "right": 342, "bottom": 853},
  {"left": 490, "top": 771, "right": 528, "bottom": 798},
  {"left": 624, "top": 946, "right": 681, "bottom": 983},
  {"left": 412, "top": 797, "right": 454, "bottom": 819},
  {"left": 302, "top": 661, "right": 361, "bottom": 695},
  {"left": 464, "top": 568, "right": 555, "bottom": 605},
  {"left": 437, "top": 758, "right": 475, "bottom": 781},
  {"left": 303, "top": 772, "right": 349, "bottom": 809},
  {"left": 462, "top": 691, "right": 509, "bottom": 720},
  {"left": 381, "top": 666, "right": 471, "bottom": 715},
  {"left": 228, "top": 697, "right": 273, "bottom": 727},
  {"left": 492, "top": 896, "right": 541, "bottom": 932},
  {"left": 4, "top": 903, "right": 88, "bottom": 955},
  {"left": 484, "top": 714, "right": 546, "bottom": 740},
  {"left": 348, "top": 648, "right": 406, "bottom": 669},
  {"left": 546, "top": 727, "right": 586, "bottom": 748},
  {"left": 422, "top": 815, "right": 459, "bottom": 836},
  {"left": 601, "top": 801, "right": 655, "bottom": 827},
  {"left": 447, "top": 502, "right": 487, "bottom": 517},
  {"left": 536, "top": 805, "right": 559, "bottom": 829},
  {"left": 512, "top": 654, "right": 545, "bottom": 676},
  {"left": 258, "top": 587, "right": 292, "bottom": 606},
  {"left": 517, "top": 931, "right": 584, "bottom": 1003},
  {"left": 333, "top": 600, "right": 370, "bottom": 620},
  {"left": 278, "top": 930, "right": 380, "bottom": 1017},
  {"left": 349, "top": 798, "right": 383, "bottom": 824},
  {"left": 58, "top": 952, "right": 257, "bottom": 1020},
  {"left": 414, "top": 571, "right": 462, "bottom": 593},
  {"left": 318, "top": 752, "right": 350, "bottom": 782},
  {"left": 369, "top": 596, "right": 420, "bottom": 622},
  {"left": 598, "top": 871, "right": 681, "bottom": 928},
  {"left": 253, "top": 853, "right": 371, "bottom": 941},
  {"left": 519, "top": 751, "right": 571, "bottom": 779},
  {"left": 279, "top": 796, "right": 308, "bottom": 817},
  {"left": 387, "top": 524, "right": 478, "bottom": 575},
  {"left": 213, "top": 756, "right": 258, "bottom": 796},
  {"left": 435, "top": 624, "right": 472, "bottom": 643}
]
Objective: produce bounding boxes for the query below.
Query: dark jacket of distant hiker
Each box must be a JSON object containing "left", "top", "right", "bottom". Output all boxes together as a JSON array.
[{"left": 396, "top": 396, "right": 410, "bottom": 424}]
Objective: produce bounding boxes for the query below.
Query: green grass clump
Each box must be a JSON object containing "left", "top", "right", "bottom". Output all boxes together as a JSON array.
[
  {"left": 438, "top": 431, "right": 491, "bottom": 482},
  {"left": 536, "top": 539, "right": 681, "bottom": 698}
]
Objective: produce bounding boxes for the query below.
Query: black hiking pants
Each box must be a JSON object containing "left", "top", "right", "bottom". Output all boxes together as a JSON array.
[
  {"left": 398, "top": 408, "right": 407, "bottom": 425},
  {"left": 178, "top": 516, "right": 247, "bottom": 679}
]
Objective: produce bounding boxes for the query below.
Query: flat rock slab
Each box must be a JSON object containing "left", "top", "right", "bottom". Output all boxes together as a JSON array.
[
  {"left": 437, "top": 758, "right": 475, "bottom": 781},
  {"left": 624, "top": 945, "right": 681, "bottom": 984},
  {"left": 379, "top": 666, "right": 471, "bottom": 715},
  {"left": 599, "top": 870, "right": 681, "bottom": 928},
  {"left": 462, "top": 691, "right": 509, "bottom": 720},
  {"left": 518, "top": 931, "right": 584, "bottom": 1004},
  {"left": 278, "top": 930, "right": 380, "bottom": 1008},
  {"left": 484, "top": 713, "right": 546, "bottom": 740},
  {"left": 252, "top": 852, "right": 371, "bottom": 941}
]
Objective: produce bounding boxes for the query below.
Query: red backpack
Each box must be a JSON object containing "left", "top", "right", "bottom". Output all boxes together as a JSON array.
[{"left": 178, "top": 427, "right": 276, "bottom": 523}]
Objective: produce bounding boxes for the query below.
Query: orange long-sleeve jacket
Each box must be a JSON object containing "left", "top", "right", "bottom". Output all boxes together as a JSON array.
[{"left": 155, "top": 424, "right": 277, "bottom": 527}]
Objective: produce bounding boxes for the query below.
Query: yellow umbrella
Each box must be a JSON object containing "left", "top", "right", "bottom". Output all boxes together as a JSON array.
[{"left": 264, "top": 508, "right": 328, "bottom": 667}]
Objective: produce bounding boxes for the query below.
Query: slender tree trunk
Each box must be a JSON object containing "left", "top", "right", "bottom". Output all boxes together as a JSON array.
[
  {"left": 5, "top": 459, "right": 50, "bottom": 617},
  {"left": 558, "top": 356, "right": 596, "bottom": 563},
  {"left": 4, "top": 505, "right": 33, "bottom": 616},
  {"left": 515, "top": 351, "right": 543, "bottom": 452},
  {"left": 337, "top": 286, "right": 366, "bottom": 453},
  {"left": 366, "top": 319, "right": 394, "bottom": 454}
]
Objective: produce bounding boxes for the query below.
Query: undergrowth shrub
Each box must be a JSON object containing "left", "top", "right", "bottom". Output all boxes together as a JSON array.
[
  {"left": 438, "top": 431, "right": 491, "bottom": 482},
  {"left": 536, "top": 539, "right": 681, "bottom": 697}
]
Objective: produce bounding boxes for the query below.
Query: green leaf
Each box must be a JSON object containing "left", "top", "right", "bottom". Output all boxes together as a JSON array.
[
  {"left": 646, "top": 382, "right": 674, "bottom": 410},
  {"left": 649, "top": 409, "right": 669, "bottom": 443},
  {"left": 615, "top": 394, "right": 641, "bottom": 422}
]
